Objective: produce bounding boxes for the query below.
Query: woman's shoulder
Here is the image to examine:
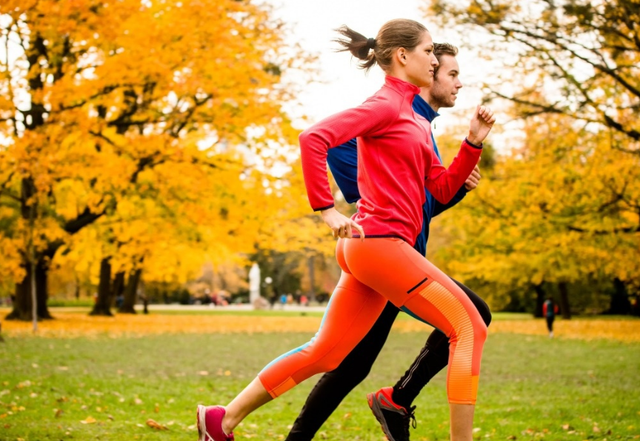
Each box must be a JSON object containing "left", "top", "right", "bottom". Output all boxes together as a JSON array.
[{"left": 360, "top": 86, "right": 404, "bottom": 117}]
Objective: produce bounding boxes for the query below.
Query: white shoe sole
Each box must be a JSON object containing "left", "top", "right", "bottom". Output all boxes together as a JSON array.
[{"left": 197, "top": 404, "right": 207, "bottom": 441}]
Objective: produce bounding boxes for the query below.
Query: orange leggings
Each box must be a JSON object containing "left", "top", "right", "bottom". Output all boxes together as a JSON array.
[{"left": 258, "top": 238, "right": 487, "bottom": 404}]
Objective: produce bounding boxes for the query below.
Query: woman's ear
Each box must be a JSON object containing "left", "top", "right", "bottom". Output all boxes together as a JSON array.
[{"left": 395, "top": 47, "right": 408, "bottom": 66}]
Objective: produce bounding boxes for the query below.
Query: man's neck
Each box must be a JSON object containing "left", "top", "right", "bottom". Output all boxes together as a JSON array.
[
  {"left": 419, "top": 91, "right": 439, "bottom": 112},
  {"left": 423, "top": 96, "right": 440, "bottom": 113}
]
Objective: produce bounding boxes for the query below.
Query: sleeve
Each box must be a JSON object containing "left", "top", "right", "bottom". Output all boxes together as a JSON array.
[
  {"left": 425, "top": 138, "right": 482, "bottom": 204},
  {"left": 326, "top": 138, "right": 360, "bottom": 204},
  {"left": 543, "top": 302, "right": 548, "bottom": 316},
  {"left": 299, "top": 94, "right": 395, "bottom": 211},
  {"left": 433, "top": 186, "right": 468, "bottom": 217}
]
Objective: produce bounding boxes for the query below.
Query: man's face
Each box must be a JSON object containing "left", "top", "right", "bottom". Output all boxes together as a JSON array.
[{"left": 429, "top": 54, "right": 463, "bottom": 108}]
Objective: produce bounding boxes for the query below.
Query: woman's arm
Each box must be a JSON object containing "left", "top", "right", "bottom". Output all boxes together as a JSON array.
[
  {"left": 299, "top": 94, "right": 395, "bottom": 239},
  {"left": 299, "top": 94, "right": 393, "bottom": 211}
]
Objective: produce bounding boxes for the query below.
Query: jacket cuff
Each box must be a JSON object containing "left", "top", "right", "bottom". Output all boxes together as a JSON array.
[
  {"left": 313, "top": 203, "right": 335, "bottom": 212},
  {"left": 464, "top": 138, "right": 483, "bottom": 149}
]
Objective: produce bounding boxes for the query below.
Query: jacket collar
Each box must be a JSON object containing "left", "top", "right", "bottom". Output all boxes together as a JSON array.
[{"left": 384, "top": 75, "right": 421, "bottom": 98}]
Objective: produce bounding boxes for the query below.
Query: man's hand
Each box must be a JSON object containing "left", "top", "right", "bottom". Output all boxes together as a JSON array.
[
  {"left": 321, "top": 207, "right": 365, "bottom": 241},
  {"left": 464, "top": 164, "right": 481, "bottom": 191},
  {"left": 467, "top": 105, "right": 496, "bottom": 146}
]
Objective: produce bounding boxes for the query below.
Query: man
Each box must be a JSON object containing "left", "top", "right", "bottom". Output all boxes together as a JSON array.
[{"left": 284, "top": 43, "right": 492, "bottom": 441}]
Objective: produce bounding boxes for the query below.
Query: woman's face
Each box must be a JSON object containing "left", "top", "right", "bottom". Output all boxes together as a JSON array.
[{"left": 403, "top": 31, "right": 439, "bottom": 88}]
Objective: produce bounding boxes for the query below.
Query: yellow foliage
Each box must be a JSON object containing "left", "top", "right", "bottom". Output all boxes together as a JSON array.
[
  {"left": 429, "top": 112, "right": 640, "bottom": 297},
  {"left": 0, "top": 0, "right": 312, "bottom": 291},
  {"left": 1, "top": 309, "right": 638, "bottom": 342}
]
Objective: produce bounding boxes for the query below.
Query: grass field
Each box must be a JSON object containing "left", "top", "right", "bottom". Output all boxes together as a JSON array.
[{"left": 1, "top": 309, "right": 639, "bottom": 440}]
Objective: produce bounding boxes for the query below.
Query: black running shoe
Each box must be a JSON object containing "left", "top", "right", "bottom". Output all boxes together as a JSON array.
[{"left": 366, "top": 387, "right": 417, "bottom": 441}]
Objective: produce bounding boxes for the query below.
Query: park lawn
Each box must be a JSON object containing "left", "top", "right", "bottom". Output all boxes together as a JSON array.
[{"left": 1, "top": 313, "right": 639, "bottom": 440}]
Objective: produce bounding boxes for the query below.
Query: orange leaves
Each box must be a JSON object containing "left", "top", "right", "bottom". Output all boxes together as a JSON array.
[
  {"left": 146, "top": 418, "right": 168, "bottom": 430},
  {"left": 0, "top": 0, "right": 311, "bottom": 296},
  {"left": 2, "top": 309, "right": 639, "bottom": 342}
]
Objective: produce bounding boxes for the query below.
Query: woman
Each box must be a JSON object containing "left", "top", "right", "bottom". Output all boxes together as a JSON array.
[{"left": 197, "top": 19, "right": 495, "bottom": 441}]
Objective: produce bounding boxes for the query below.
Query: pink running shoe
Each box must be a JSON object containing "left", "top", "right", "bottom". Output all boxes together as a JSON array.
[{"left": 196, "top": 405, "right": 234, "bottom": 441}]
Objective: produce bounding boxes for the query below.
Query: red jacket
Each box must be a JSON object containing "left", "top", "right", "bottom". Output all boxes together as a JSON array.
[{"left": 300, "top": 76, "right": 482, "bottom": 245}]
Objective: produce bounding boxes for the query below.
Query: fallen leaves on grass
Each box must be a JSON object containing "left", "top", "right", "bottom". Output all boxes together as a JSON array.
[
  {"left": 394, "top": 318, "right": 640, "bottom": 342},
  {"left": 80, "top": 416, "right": 96, "bottom": 424},
  {"left": 146, "top": 418, "right": 168, "bottom": 430},
  {"left": 1, "top": 309, "right": 639, "bottom": 342}
]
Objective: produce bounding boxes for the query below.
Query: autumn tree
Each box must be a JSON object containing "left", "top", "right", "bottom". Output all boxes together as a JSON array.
[
  {"left": 430, "top": 0, "right": 640, "bottom": 149},
  {"left": 425, "top": 0, "right": 640, "bottom": 314},
  {"left": 430, "top": 114, "right": 640, "bottom": 317},
  {"left": 0, "top": 0, "right": 305, "bottom": 320}
]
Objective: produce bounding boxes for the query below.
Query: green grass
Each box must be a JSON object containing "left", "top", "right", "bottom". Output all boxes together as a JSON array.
[{"left": 1, "top": 330, "right": 639, "bottom": 440}]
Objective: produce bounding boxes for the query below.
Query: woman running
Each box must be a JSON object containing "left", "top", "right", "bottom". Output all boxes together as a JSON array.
[{"left": 197, "top": 18, "right": 495, "bottom": 441}]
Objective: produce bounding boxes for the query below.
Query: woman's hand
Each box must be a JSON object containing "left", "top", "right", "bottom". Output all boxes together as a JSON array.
[
  {"left": 467, "top": 105, "right": 496, "bottom": 146},
  {"left": 321, "top": 207, "right": 365, "bottom": 241}
]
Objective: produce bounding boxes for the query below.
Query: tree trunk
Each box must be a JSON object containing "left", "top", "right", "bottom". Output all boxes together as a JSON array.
[
  {"left": 558, "top": 282, "right": 572, "bottom": 319},
  {"left": 5, "top": 256, "right": 53, "bottom": 321},
  {"left": 533, "top": 283, "right": 545, "bottom": 318},
  {"left": 90, "top": 258, "right": 113, "bottom": 316},
  {"left": 5, "top": 264, "right": 33, "bottom": 321},
  {"left": 35, "top": 258, "right": 53, "bottom": 319},
  {"left": 120, "top": 269, "right": 142, "bottom": 314},
  {"left": 112, "top": 271, "right": 125, "bottom": 306},
  {"left": 607, "top": 278, "right": 631, "bottom": 315}
]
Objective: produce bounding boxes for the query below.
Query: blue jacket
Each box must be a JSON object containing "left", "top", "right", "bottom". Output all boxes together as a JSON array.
[{"left": 326, "top": 95, "right": 468, "bottom": 256}]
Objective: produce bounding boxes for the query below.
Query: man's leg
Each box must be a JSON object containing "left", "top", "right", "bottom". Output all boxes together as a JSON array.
[{"left": 286, "top": 302, "right": 399, "bottom": 441}]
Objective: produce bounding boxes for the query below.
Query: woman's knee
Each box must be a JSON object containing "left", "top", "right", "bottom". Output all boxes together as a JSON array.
[{"left": 316, "top": 355, "right": 346, "bottom": 374}]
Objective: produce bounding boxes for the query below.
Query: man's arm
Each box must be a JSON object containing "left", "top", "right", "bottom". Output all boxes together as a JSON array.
[
  {"left": 433, "top": 186, "right": 467, "bottom": 217},
  {"left": 326, "top": 138, "right": 360, "bottom": 204}
]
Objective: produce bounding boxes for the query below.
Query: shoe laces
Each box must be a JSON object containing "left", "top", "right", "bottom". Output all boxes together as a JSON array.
[{"left": 402, "top": 405, "right": 417, "bottom": 437}]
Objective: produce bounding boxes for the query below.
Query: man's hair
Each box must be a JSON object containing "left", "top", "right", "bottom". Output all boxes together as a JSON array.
[{"left": 433, "top": 42, "right": 458, "bottom": 77}]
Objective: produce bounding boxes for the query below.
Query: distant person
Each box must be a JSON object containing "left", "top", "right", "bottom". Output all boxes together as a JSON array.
[
  {"left": 543, "top": 296, "right": 558, "bottom": 337},
  {"left": 299, "top": 294, "right": 308, "bottom": 307},
  {"left": 140, "top": 293, "right": 149, "bottom": 315},
  {"left": 279, "top": 294, "right": 287, "bottom": 310}
]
